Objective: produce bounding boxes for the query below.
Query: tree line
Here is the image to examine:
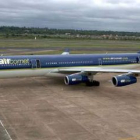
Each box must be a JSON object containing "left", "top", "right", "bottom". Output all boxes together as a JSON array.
[{"left": 0, "top": 26, "right": 140, "bottom": 40}]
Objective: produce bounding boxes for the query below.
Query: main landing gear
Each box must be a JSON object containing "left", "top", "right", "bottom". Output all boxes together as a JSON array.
[
  {"left": 86, "top": 73, "right": 100, "bottom": 87},
  {"left": 86, "top": 80, "right": 100, "bottom": 87}
]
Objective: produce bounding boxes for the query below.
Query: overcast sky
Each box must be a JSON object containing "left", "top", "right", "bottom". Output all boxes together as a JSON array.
[{"left": 0, "top": 0, "right": 140, "bottom": 32}]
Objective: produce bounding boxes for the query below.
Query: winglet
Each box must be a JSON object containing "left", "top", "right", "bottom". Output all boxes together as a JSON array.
[{"left": 61, "top": 48, "right": 70, "bottom": 55}]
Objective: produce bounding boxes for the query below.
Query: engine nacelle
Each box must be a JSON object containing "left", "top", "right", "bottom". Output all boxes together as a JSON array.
[
  {"left": 112, "top": 75, "right": 137, "bottom": 87},
  {"left": 64, "top": 74, "right": 89, "bottom": 85}
]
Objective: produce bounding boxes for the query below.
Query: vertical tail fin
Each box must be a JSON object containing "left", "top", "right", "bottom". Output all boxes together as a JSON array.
[{"left": 61, "top": 48, "right": 70, "bottom": 55}]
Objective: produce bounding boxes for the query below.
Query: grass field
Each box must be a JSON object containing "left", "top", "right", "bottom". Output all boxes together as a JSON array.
[
  {"left": 0, "top": 38, "right": 140, "bottom": 55},
  {"left": 0, "top": 38, "right": 140, "bottom": 48}
]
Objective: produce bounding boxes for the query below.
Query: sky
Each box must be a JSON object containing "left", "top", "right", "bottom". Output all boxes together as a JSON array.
[{"left": 0, "top": 0, "right": 140, "bottom": 32}]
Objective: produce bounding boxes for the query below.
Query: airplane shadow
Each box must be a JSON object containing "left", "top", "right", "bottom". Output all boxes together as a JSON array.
[{"left": 0, "top": 77, "right": 101, "bottom": 91}]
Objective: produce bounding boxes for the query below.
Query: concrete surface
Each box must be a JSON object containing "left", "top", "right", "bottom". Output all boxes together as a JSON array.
[
  {"left": 0, "top": 120, "right": 11, "bottom": 140},
  {"left": 0, "top": 73, "right": 140, "bottom": 140}
]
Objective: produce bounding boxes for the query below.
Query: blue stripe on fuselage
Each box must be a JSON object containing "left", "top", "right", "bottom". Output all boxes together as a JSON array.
[{"left": 0, "top": 53, "right": 139, "bottom": 70}]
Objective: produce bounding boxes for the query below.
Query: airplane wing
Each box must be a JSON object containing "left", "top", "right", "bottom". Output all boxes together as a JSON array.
[
  {"left": 57, "top": 67, "right": 140, "bottom": 75},
  {"left": 50, "top": 67, "right": 140, "bottom": 87}
]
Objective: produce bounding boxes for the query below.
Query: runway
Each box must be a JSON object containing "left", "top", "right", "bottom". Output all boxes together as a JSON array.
[
  {"left": 0, "top": 46, "right": 139, "bottom": 55},
  {"left": 0, "top": 73, "right": 140, "bottom": 140}
]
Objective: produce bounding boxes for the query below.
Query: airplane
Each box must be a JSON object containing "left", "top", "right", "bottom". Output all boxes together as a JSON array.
[{"left": 0, "top": 49, "right": 140, "bottom": 87}]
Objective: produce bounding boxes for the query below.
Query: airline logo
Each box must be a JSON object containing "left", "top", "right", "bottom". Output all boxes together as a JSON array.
[
  {"left": 0, "top": 59, "right": 29, "bottom": 65},
  {"left": 0, "top": 59, "right": 10, "bottom": 64}
]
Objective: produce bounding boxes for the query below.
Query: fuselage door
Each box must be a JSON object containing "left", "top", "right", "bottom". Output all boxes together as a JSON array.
[
  {"left": 136, "top": 56, "right": 140, "bottom": 63},
  {"left": 30, "top": 59, "right": 41, "bottom": 68},
  {"left": 30, "top": 59, "right": 37, "bottom": 68},
  {"left": 98, "top": 58, "right": 102, "bottom": 66},
  {"left": 36, "top": 60, "right": 41, "bottom": 68}
]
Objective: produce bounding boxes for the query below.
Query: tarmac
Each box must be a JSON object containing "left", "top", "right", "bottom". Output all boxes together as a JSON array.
[{"left": 0, "top": 73, "right": 140, "bottom": 140}]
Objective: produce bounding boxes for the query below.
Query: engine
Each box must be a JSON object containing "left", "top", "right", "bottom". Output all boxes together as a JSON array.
[
  {"left": 64, "top": 74, "right": 89, "bottom": 85},
  {"left": 112, "top": 75, "right": 137, "bottom": 87}
]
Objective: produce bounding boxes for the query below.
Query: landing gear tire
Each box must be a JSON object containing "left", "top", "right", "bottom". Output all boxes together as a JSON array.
[{"left": 86, "top": 80, "right": 100, "bottom": 87}]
